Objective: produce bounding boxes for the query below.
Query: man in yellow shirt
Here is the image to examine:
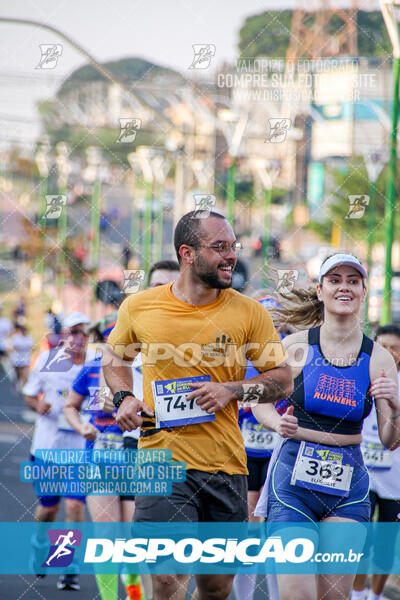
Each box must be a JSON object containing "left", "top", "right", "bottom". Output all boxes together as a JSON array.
[{"left": 104, "top": 211, "right": 293, "bottom": 600}]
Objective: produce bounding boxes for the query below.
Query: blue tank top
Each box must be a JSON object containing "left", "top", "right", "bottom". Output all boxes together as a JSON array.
[{"left": 291, "top": 326, "right": 373, "bottom": 435}]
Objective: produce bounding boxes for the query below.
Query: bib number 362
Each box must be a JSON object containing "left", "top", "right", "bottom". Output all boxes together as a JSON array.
[{"left": 291, "top": 441, "right": 354, "bottom": 497}]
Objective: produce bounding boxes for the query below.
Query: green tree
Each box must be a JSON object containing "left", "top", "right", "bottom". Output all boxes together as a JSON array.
[
  {"left": 308, "top": 158, "right": 400, "bottom": 243},
  {"left": 238, "top": 11, "right": 293, "bottom": 59},
  {"left": 238, "top": 11, "right": 391, "bottom": 59}
]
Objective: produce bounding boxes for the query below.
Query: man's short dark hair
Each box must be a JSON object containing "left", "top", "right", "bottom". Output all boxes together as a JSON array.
[
  {"left": 173, "top": 211, "right": 226, "bottom": 263},
  {"left": 148, "top": 260, "right": 180, "bottom": 284},
  {"left": 375, "top": 323, "right": 400, "bottom": 341}
]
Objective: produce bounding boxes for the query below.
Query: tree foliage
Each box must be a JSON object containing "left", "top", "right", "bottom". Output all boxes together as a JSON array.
[
  {"left": 309, "top": 158, "right": 400, "bottom": 243},
  {"left": 238, "top": 11, "right": 391, "bottom": 59}
]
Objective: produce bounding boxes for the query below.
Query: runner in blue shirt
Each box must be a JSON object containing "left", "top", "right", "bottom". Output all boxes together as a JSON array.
[{"left": 64, "top": 314, "right": 145, "bottom": 600}]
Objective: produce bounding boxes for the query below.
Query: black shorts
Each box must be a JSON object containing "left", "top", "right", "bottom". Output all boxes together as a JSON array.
[
  {"left": 370, "top": 490, "right": 400, "bottom": 522},
  {"left": 121, "top": 436, "right": 138, "bottom": 501},
  {"left": 247, "top": 455, "right": 271, "bottom": 492},
  {"left": 134, "top": 469, "right": 248, "bottom": 523}
]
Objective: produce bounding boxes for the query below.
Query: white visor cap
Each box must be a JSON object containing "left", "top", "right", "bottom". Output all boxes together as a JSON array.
[
  {"left": 318, "top": 254, "right": 367, "bottom": 284},
  {"left": 63, "top": 311, "right": 91, "bottom": 330}
]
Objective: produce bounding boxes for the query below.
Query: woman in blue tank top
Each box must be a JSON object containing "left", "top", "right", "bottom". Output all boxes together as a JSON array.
[{"left": 253, "top": 254, "right": 400, "bottom": 600}]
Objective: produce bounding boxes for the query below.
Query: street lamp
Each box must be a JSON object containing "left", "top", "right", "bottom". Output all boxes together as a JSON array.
[
  {"left": 55, "top": 142, "right": 71, "bottom": 298},
  {"left": 34, "top": 140, "right": 51, "bottom": 277},
  {"left": 83, "top": 147, "right": 102, "bottom": 273},
  {"left": 380, "top": 0, "right": 400, "bottom": 323},
  {"left": 363, "top": 150, "right": 386, "bottom": 333},
  {"left": 218, "top": 109, "right": 248, "bottom": 226},
  {"left": 250, "top": 158, "right": 280, "bottom": 288},
  {"left": 134, "top": 147, "right": 155, "bottom": 272},
  {"left": 152, "top": 153, "right": 171, "bottom": 262},
  {"left": 191, "top": 158, "right": 214, "bottom": 192},
  {"left": 127, "top": 152, "right": 141, "bottom": 261}
]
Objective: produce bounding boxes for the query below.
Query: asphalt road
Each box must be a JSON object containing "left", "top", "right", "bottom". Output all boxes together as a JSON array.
[{"left": 0, "top": 369, "right": 272, "bottom": 600}]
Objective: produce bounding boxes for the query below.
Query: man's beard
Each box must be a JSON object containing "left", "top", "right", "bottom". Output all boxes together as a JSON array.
[{"left": 193, "top": 254, "right": 233, "bottom": 289}]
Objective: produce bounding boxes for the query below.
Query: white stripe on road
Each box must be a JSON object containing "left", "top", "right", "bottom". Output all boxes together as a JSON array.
[{"left": 0, "top": 433, "right": 20, "bottom": 443}]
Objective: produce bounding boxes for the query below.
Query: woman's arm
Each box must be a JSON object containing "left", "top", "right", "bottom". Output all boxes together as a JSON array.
[
  {"left": 64, "top": 389, "right": 97, "bottom": 441},
  {"left": 252, "top": 330, "right": 306, "bottom": 436},
  {"left": 252, "top": 403, "right": 298, "bottom": 438},
  {"left": 370, "top": 343, "right": 400, "bottom": 449}
]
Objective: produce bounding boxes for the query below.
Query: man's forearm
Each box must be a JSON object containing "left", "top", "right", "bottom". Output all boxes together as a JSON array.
[
  {"left": 102, "top": 346, "right": 133, "bottom": 395},
  {"left": 223, "top": 365, "right": 293, "bottom": 404}
]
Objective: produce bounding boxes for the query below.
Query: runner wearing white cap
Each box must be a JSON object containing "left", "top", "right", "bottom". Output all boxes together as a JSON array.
[{"left": 23, "top": 311, "right": 91, "bottom": 591}]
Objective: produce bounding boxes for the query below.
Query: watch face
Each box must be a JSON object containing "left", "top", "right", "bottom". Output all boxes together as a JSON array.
[{"left": 114, "top": 391, "right": 131, "bottom": 407}]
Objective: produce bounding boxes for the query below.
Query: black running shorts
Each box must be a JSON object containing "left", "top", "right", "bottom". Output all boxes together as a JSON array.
[{"left": 134, "top": 469, "right": 248, "bottom": 522}]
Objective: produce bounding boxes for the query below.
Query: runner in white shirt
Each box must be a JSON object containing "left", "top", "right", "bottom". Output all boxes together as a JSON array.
[
  {"left": 352, "top": 324, "right": 400, "bottom": 600},
  {"left": 0, "top": 300, "right": 15, "bottom": 383},
  {"left": 23, "top": 311, "right": 91, "bottom": 592},
  {"left": 9, "top": 321, "right": 33, "bottom": 390},
  {"left": 0, "top": 300, "right": 13, "bottom": 352}
]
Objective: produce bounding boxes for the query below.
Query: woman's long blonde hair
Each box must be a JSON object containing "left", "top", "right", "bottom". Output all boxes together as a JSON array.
[{"left": 273, "top": 253, "right": 364, "bottom": 329}]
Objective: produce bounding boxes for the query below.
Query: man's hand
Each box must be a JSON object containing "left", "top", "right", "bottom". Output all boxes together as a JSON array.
[
  {"left": 277, "top": 405, "right": 298, "bottom": 438},
  {"left": 116, "top": 395, "right": 154, "bottom": 431},
  {"left": 80, "top": 423, "right": 98, "bottom": 441},
  {"left": 370, "top": 369, "right": 399, "bottom": 414},
  {"left": 187, "top": 381, "right": 234, "bottom": 414},
  {"left": 36, "top": 399, "right": 51, "bottom": 415}
]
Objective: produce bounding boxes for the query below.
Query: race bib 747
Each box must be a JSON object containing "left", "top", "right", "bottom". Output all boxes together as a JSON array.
[{"left": 152, "top": 376, "right": 215, "bottom": 429}]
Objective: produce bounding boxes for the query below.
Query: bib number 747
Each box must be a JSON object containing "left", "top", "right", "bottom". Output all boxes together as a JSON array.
[
  {"left": 164, "top": 395, "right": 195, "bottom": 412},
  {"left": 152, "top": 376, "right": 215, "bottom": 429}
]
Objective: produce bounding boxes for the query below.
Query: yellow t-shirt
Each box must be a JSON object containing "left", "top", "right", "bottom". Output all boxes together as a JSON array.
[{"left": 107, "top": 283, "right": 287, "bottom": 475}]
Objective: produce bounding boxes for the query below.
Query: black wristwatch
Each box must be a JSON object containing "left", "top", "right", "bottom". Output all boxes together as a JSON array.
[{"left": 113, "top": 390, "right": 134, "bottom": 409}]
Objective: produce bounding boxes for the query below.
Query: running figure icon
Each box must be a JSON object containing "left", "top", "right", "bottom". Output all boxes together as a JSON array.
[{"left": 45, "top": 531, "right": 77, "bottom": 566}]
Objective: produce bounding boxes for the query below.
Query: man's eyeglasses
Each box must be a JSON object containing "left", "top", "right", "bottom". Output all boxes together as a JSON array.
[{"left": 194, "top": 241, "right": 242, "bottom": 257}]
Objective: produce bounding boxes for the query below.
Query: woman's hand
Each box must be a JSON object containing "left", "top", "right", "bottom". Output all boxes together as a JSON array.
[
  {"left": 277, "top": 405, "right": 298, "bottom": 438},
  {"left": 370, "top": 369, "right": 399, "bottom": 414}
]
